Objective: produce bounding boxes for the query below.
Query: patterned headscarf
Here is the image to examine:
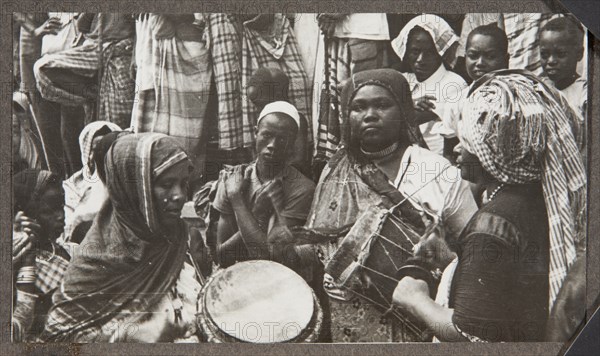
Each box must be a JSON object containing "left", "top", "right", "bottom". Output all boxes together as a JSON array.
[
  {"left": 40, "top": 133, "right": 192, "bottom": 342},
  {"left": 458, "top": 69, "right": 587, "bottom": 310},
  {"left": 391, "top": 14, "right": 459, "bottom": 64}
]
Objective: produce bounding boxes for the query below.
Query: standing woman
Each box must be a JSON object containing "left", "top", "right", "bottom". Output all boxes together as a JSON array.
[
  {"left": 40, "top": 133, "right": 205, "bottom": 342},
  {"left": 392, "top": 70, "right": 586, "bottom": 342}
]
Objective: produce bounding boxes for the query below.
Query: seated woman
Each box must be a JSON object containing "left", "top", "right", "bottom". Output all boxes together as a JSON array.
[
  {"left": 40, "top": 133, "right": 206, "bottom": 342},
  {"left": 12, "top": 169, "right": 70, "bottom": 341},
  {"left": 305, "top": 69, "right": 478, "bottom": 342},
  {"left": 392, "top": 70, "right": 586, "bottom": 342},
  {"left": 63, "top": 121, "right": 121, "bottom": 245},
  {"left": 391, "top": 14, "right": 467, "bottom": 156}
]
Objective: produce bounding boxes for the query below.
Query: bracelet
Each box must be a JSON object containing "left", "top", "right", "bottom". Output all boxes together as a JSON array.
[
  {"left": 16, "top": 276, "right": 36, "bottom": 284},
  {"left": 17, "top": 266, "right": 35, "bottom": 274},
  {"left": 16, "top": 266, "right": 36, "bottom": 284}
]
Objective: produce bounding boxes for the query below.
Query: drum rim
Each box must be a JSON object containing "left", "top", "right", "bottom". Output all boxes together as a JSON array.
[{"left": 198, "top": 261, "right": 323, "bottom": 343}]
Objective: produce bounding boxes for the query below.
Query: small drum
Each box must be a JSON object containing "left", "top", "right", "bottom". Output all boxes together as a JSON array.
[
  {"left": 198, "top": 260, "right": 323, "bottom": 343},
  {"left": 324, "top": 204, "right": 440, "bottom": 341}
]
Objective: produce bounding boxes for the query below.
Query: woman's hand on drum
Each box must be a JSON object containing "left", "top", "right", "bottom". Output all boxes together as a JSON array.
[
  {"left": 393, "top": 276, "right": 430, "bottom": 311},
  {"left": 414, "top": 228, "right": 456, "bottom": 272},
  {"left": 224, "top": 165, "right": 251, "bottom": 201}
]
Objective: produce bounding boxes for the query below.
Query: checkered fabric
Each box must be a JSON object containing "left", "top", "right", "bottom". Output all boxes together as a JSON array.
[
  {"left": 35, "top": 248, "right": 69, "bottom": 295},
  {"left": 206, "top": 14, "right": 312, "bottom": 150},
  {"left": 459, "top": 70, "right": 587, "bottom": 310},
  {"left": 34, "top": 38, "right": 134, "bottom": 127},
  {"left": 97, "top": 38, "right": 135, "bottom": 129}
]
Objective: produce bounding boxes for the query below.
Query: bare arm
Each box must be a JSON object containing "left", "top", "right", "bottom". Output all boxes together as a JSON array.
[{"left": 393, "top": 277, "right": 466, "bottom": 342}]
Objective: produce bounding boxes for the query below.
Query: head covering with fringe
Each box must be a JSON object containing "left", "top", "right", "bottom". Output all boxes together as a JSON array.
[{"left": 458, "top": 69, "right": 587, "bottom": 310}]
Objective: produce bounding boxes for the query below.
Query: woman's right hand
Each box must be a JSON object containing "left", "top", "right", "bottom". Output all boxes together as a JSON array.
[{"left": 33, "top": 17, "right": 62, "bottom": 38}]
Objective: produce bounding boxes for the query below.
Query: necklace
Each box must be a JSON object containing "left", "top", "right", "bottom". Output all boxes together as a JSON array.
[
  {"left": 487, "top": 183, "right": 506, "bottom": 201},
  {"left": 361, "top": 142, "right": 399, "bottom": 159}
]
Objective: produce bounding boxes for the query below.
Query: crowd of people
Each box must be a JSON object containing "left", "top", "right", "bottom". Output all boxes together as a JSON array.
[{"left": 12, "top": 12, "right": 588, "bottom": 343}]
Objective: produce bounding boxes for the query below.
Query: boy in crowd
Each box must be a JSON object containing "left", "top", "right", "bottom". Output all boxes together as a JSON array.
[
  {"left": 435, "top": 24, "right": 509, "bottom": 162},
  {"left": 539, "top": 17, "right": 586, "bottom": 120},
  {"left": 213, "top": 102, "right": 315, "bottom": 270}
]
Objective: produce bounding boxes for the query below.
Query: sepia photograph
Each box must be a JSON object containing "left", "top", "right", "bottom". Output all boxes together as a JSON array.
[{"left": 7, "top": 7, "right": 594, "bottom": 350}]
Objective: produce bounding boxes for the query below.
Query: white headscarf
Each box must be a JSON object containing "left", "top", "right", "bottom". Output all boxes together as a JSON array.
[{"left": 391, "top": 14, "right": 459, "bottom": 63}]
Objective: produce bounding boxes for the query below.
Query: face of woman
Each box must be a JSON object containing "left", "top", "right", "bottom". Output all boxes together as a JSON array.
[
  {"left": 349, "top": 85, "right": 404, "bottom": 152},
  {"left": 455, "top": 144, "right": 486, "bottom": 184},
  {"left": 405, "top": 29, "right": 443, "bottom": 82},
  {"left": 152, "top": 160, "right": 191, "bottom": 229},
  {"left": 35, "top": 185, "right": 65, "bottom": 241}
]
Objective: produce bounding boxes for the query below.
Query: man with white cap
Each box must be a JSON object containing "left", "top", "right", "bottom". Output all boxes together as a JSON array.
[{"left": 213, "top": 101, "right": 316, "bottom": 270}]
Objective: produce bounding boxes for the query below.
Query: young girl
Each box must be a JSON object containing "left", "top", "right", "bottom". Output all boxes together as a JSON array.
[{"left": 13, "top": 169, "right": 70, "bottom": 341}]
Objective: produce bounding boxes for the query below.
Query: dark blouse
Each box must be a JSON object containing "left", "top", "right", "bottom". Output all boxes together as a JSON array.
[{"left": 449, "top": 184, "right": 549, "bottom": 342}]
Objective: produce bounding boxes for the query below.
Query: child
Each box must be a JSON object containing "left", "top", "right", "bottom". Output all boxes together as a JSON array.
[
  {"left": 392, "top": 14, "right": 467, "bottom": 156},
  {"left": 436, "top": 24, "right": 509, "bottom": 161},
  {"left": 539, "top": 17, "right": 586, "bottom": 119}
]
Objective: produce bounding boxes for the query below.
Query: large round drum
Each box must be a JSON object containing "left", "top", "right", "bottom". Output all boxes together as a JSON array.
[{"left": 198, "top": 260, "right": 322, "bottom": 343}]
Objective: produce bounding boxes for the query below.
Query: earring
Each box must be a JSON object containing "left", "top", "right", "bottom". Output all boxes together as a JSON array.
[{"left": 163, "top": 198, "right": 168, "bottom": 204}]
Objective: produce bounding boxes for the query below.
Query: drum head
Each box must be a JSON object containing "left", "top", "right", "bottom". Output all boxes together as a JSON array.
[{"left": 204, "top": 260, "right": 314, "bottom": 343}]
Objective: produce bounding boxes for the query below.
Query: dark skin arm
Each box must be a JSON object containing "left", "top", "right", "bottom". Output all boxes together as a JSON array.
[
  {"left": 393, "top": 277, "right": 466, "bottom": 342},
  {"left": 216, "top": 165, "right": 304, "bottom": 265},
  {"left": 414, "top": 110, "right": 440, "bottom": 126},
  {"left": 413, "top": 95, "right": 440, "bottom": 126}
]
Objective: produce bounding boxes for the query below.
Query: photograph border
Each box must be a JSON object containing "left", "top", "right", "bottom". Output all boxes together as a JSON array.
[{"left": 1, "top": 0, "right": 597, "bottom": 354}]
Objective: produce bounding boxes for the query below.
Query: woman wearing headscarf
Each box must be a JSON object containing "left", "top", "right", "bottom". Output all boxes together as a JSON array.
[
  {"left": 391, "top": 14, "right": 467, "bottom": 156},
  {"left": 40, "top": 133, "right": 206, "bottom": 342},
  {"left": 13, "top": 169, "right": 69, "bottom": 341},
  {"left": 392, "top": 70, "right": 587, "bottom": 342},
  {"left": 63, "top": 121, "right": 121, "bottom": 245},
  {"left": 302, "top": 69, "right": 477, "bottom": 342}
]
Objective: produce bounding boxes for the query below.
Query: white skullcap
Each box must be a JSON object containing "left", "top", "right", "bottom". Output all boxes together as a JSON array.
[{"left": 257, "top": 101, "right": 300, "bottom": 128}]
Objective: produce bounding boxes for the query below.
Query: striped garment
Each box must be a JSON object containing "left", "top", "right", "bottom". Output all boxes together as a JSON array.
[
  {"left": 40, "top": 134, "right": 190, "bottom": 342},
  {"left": 132, "top": 15, "right": 212, "bottom": 168},
  {"left": 314, "top": 37, "right": 349, "bottom": 164},
  {"left": 206, "top": 14, "right": 311, "bottom": 151},
  {"left": 34, "top": 38, "right": 135, "bottom": 127},
  {"left": 459, "top": 70, "right": 587, "bottom": 310}
]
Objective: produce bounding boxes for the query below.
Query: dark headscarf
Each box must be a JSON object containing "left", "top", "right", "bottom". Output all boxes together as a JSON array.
[
  {"left": 319, "top": 70, "right": 429, "bottom": 233},
  {"left": 41, "top": 133, "right": 192, "bottom": 342},
  {"left": 92, "top": 131, "right": 130, "bottom": 184},
  {"left": 13, "top": 169, "right": 61, "bottom": 217},
  {"left": 339, "top": 68, "right": 426, "bottom": 153}
]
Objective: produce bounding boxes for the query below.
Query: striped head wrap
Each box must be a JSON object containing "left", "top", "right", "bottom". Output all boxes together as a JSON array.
[{"left": 458, "top": 69, "right": 587, "bottom": 310}]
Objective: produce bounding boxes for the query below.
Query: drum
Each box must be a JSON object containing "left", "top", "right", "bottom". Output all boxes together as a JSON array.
[
  {"left": 198, "top": 260, "right": 323, "bottom": 343},
  {"left": 324, "top": 204, "right": 441, "bottom": 341}
]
